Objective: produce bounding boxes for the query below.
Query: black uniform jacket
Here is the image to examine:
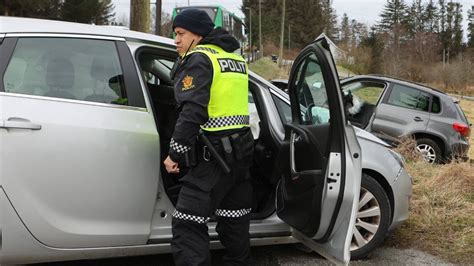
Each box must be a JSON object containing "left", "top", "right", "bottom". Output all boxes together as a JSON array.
[{"left": 168, "top": 28, "right": 241, "bottom": 164}]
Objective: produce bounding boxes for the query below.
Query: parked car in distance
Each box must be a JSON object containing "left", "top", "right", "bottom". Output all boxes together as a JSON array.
[
  {"left": 341, "top": 75, "right": 470, "bottom": 164},
  {"left": 272, "top": 75, "right": 471, "bottom": 164},
  {"left": 0, "top": 16, "right": 410, "bottom": 265}
]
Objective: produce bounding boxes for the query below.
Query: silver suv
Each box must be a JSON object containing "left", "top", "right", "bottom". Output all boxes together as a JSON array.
[{"left": 341, "top": 75, "right": 471, "bottom": 163}]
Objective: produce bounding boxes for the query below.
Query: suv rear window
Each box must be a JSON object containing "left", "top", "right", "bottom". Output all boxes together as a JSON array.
[{"left": 3, "top": 37, "right": 128, "bottom": 105}]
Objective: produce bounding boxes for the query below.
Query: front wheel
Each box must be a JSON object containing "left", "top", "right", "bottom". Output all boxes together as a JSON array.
[{"left": 350, "top": 173, "right": 391, "bottom": 260}]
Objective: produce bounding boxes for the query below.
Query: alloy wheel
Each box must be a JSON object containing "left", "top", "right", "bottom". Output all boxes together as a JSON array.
[
  {"left": 416, "top": 144, "right": 436, "bottom": 164},
  {"left": 351, "top": 187, "right": 381, "bottom": 251}
]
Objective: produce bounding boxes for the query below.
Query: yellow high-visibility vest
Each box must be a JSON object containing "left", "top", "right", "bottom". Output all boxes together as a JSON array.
[{"left": 188, "top": 44, "right": 250, "bottom": 131}]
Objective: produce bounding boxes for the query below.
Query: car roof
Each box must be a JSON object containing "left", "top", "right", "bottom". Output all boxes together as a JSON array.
[
  {"left": 0, "top": 16, "right": 175, "bottom": 47},
  {"left": 342, "top": 74, "right": 448, "bottom": 97}
]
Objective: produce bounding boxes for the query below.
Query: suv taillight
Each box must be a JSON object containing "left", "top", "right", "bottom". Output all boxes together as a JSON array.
[{"left": 453, "top": 122, "right": 470, "bottom": 138}]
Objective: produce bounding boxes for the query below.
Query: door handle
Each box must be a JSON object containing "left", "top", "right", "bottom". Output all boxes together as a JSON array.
[
  {"left": 289, "top": 130, "right": 322, "bottom": 179},
  {"left": 413, "top": 117, "right": 423, "bottom": 122},
  {"left": 0, "top": 118, "right": 42, "bottom": 130}
]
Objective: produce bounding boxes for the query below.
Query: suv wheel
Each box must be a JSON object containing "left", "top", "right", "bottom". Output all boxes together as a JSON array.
[
  {"left": 416, "top": 138, "right": 442, "bottom": 164},
  {"left": 350, "top": 173, "right": 391, "bottom": 260}
]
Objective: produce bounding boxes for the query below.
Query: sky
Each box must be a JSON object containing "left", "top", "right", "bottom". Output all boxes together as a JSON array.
[{"left": 113, "top": 0, "right": 472, "bottom": 40}]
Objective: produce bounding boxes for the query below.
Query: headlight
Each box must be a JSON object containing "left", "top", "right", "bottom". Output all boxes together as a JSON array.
[{"left": 388, "top": 149, "right": 405, "bottom": 168}]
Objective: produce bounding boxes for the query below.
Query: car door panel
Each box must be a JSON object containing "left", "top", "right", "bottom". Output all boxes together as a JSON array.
[
  {"left": 276, "top": 38, "right": 361, "bottom": 264},
  {"left": 0, "top": 95, "right": 159, "bottom": 248},
  {"left": 0, "top": 37, "right": 159, "bottom": 248},
  {"left": 371, "top": 84, "right": 430, "bottom": 140}
]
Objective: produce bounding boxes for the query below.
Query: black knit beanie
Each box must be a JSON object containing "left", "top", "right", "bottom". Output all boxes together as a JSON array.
[{"left": 172, "top": 9, "right": 215, "bottom": 37}]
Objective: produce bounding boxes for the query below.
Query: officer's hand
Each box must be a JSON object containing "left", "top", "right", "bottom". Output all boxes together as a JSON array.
[{"left": 164, "top": 156, "right": 180, "bottom": 174}]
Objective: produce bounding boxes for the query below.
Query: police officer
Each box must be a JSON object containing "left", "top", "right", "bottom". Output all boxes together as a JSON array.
[{"left": 163, "top": 9, "right": 254, "bottom": 266}]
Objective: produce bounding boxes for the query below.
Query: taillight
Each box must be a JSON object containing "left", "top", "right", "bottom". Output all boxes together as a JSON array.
[{"left": 453, "top": 122, "right": 470, "bottom": 138}]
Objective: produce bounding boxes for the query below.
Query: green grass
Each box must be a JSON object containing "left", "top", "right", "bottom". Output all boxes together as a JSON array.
[
  {"left": 350, "top": 87, "right": 384, "bottom": 105},
  {"left": 248, "top": 57, "right": 289, "bottom": 81},
  {"left": 249, "top": 58, "right": 356, "bottom": 81},
  {"left": 336, "top": 65, "right": 355, "bottom": 79},
  {"left": 385, "top": 160, "right": 474, "bottom": 263}
]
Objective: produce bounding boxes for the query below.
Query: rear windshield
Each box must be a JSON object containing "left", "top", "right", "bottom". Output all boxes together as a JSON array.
[{"left": 454, "top": 102, "right": 469, "bottom": 124}]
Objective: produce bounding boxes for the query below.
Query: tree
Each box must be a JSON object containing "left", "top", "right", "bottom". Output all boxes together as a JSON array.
[
  {"left": 339, "top": 13, "right": 351, "bottom": 45},
  {"left": 350, "top": 19, "right": 368, "bottom": 48},
  {"left": 61, "top": 0, "right": 115, "bottom": 25},
  {"left": 439, "top": 1, "right": 464, "bottom": 60},
  {"left": 406, "top": 0, "right": 426, "bottom": 35},
  {"left": 377, "top": 0, "right": 409, "bottom": 32},
  {"left": 321, "top": 0, "right": 338, "bottom": 40},
  {"left": 130, "top": 0, "right": 150, "bottom": 33},
  {"left": 450, "top": 2, "right": 463, "bottom": 56},
  {"left": 359, "top": 27, "right": 385, "bottom": 74},
  {"left": 424, "top": 0, "right": 439, "bottom": 33},
  {"left": 468, "top": 6, "right": 474, "bottom": 48},
  {"left": 242, "top": 0, "right": 335, "bottom": 51},
  {"left": 1, "top": 0, "right": 62, "bottom": 19},
  {"left": 377, "top": 0, "right": 409, "bottom": 53}
]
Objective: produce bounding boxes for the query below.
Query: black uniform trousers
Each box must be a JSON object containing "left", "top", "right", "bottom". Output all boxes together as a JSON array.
[{"left": 171, "top": 129, "right": 254, "bottom": 266}]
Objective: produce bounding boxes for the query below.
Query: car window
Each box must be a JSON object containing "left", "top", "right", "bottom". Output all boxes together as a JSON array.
[
  {"left": 138, "top": 53, "right": 175, "bottom": 86},
  {"left": 431, "top": 96, "right": 441, "bottom": 113},
  {"left": 291, "top": 53, "right": 330, "bottom": 125},
  {"left": 343, "top": 81, "right": 384, "bottom": 105},
  {"left": 387, "top": 84, "right": 430, "bottom": 112},
  {"left": 248, "top": 92, "right": 261, "bottom": 139},
  {"left": 272, "top": 94, "right": 292, "bottom": 124},
  {"left": 3, "top": 38, "right": 127, "bottom": 105}
]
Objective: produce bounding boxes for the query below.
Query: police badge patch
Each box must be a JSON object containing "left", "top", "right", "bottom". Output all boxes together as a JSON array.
[{"left": 182, "top": 75, "right": 195, "bottom": 91}]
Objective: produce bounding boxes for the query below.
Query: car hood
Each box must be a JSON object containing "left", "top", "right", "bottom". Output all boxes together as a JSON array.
[{"left": 353, "top": 127, "right": 390, "bottom": 147}]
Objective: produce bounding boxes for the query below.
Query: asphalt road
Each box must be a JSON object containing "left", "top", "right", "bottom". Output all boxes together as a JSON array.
[{"left": 37, "top": 244, "right": 450, "bottom": 265}]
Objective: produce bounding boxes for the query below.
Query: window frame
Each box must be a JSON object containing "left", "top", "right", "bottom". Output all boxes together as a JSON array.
[
  {"left": 290, "top": 52, "right": 330, "bottom": 126},
  {"left": 342, "top": 80, "right": 387, "bottom": 106},
  {"left": 430, "top": 95, "right": 442, "bottom": 114},
  {"left": 383, "top": 82, "right": 432, "bottom": 113}
]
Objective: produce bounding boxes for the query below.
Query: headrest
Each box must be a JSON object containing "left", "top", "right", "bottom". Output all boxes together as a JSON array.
[{"left": 46, "top": 58, "right": 75, "bottom": 89}]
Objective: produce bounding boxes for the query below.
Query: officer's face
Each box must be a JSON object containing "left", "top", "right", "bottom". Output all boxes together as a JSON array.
[{"left": 174, "top": 27, "right": 202, "bottom": 56}]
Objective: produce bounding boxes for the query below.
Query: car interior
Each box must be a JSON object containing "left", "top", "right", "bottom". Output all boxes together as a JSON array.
[{"left": 342, "top": 81, "right": 385, "bottom": 129}]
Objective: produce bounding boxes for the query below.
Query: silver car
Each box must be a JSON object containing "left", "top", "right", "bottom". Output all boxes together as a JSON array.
[{"left": 0, "top": 17, "right": 411, "bottom": 265}]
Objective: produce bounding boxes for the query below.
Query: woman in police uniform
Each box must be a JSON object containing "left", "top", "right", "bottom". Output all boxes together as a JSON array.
[{"left": 163, "top": 9, "right": 254, "bottom": 266}]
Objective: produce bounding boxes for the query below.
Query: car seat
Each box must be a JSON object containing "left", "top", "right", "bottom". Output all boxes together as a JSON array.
[
  {"left": 84, "top": 56, "right": 119, "bottom": 103},
  {"left": 44, "top": 58, "right": 77, "bottom": 100}
]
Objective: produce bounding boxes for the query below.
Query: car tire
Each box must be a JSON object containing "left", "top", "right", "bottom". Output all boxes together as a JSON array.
[
  {"left": 416, "top": 138, "right": 442, "bottom": 164},
  {"left": 350, "top": 173, "right": 391, "bottom": 260}
]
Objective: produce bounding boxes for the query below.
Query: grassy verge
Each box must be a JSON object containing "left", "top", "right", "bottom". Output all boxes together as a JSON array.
[
  {"left": 385, "top": 159, "right": 473, "bottom": 263},
  {"left": 248, "top": 57, "right": 289, "bottom": 81},
  {"left": 387, "top": 136, "right": 474, "bottom": 263},
  {"left": 249, "top": 58, "right": 356, "bottom": 81}
]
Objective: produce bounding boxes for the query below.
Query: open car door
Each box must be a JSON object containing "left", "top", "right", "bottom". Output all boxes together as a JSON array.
[{"left": 276, "top": 37, "right": 362, "bottom": 264}]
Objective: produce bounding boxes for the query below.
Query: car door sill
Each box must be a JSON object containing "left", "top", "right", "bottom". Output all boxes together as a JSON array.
[{"left": 146, "top": 231, "right": 292, "bottom": 244}]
